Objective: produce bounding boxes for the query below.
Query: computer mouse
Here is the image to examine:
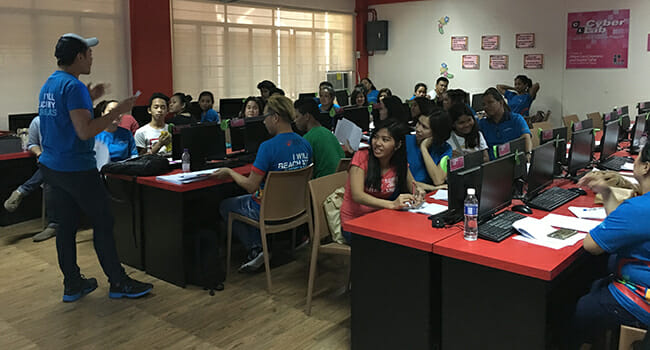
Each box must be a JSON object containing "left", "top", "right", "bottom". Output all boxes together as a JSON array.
[
  {"left": 431, "top": 217, "right": 446, "bottom": 228},
  {"left": 511, "top": 204, "right": 533, "bottom": 215},
  {"left": 568, "top": 187, "right": 587, "bottom": 196}
]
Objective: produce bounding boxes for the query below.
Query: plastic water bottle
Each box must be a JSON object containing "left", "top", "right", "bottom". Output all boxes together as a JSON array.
[
  {"left": 464, "top": 188, "right": 478, "bottom": 241},
  {"left": 182, "top": 148, "right": 191, "bottom": 172}
]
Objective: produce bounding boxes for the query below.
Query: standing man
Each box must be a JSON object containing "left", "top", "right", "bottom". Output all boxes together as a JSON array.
[
  {"left": 428, "top": 77, "right": 449, "bottom": 108},
  {"left": 39, "top": 33, "right": 152, "bottom": 302}
]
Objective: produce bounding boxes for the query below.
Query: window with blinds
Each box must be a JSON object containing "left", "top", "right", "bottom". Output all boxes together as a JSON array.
[{"left": 171, "top": 0, "right": 354, "bottom": 107}]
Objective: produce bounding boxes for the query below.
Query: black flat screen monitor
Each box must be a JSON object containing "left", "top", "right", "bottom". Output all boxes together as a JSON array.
[
  {"left": 603, "top": 112, "right": 615, "bottom": 124},
  {"left": 572, "top": 118, "right": 593, "bottom": 132},
  {"left": 298, "top": 92, "right": 317, "bottom": 100},
  {"left": 471, "top": 93, "right": 484, "bottom": 112},
  {"left": 637, "top": 102, "right": 650, "bottom": 115},
  {"left": 618, "top": 115, "right": 630, "bottom": 141},
  {"left": 631, "top": 115, "right": 647, "bottom": 152},
  {"left": 447, "top": 166, "right": 482, "bottom": 215},
  {"left": 540, "top": 126, "right": 568, "bottom": 172},
  {"left": 496, "top": 136, "right": 527, "bottom": 179},
  {"left": 567, "top": 128, "right": 594, "bottom": 176},
  {"left": 180, "top": 122, "right": 226, "bottom": 171},
  {"left": 478, "top": 154, "right": 515, "bottom": 221},
  {"left": 131, "top": 106, "right": 151, "bottom": 127},
  {"left": 526, "top": 142, "right": 556, "bottom": 199},
  {"left": 342, "top": 106, "right": 370, "bottom": 132},
  {"left": 448, "top": 150, "right": 485, "bottom": 176},
  {"left": 599, "top": 120, "right": 620, "bottom": 162},
  {"left": 8, "top": 113, "right": 38, "bottom": 133},
  {"left": 317, "top": 112, "right": 333, "bottom": 130},
  {"left": 244, "top": 116, "right": 271, "bottom": 154},
  {"left": 219, "top": 98, "right": 244, "bottom": 120},
  {"left": 335, "top": 90, "right": 349, "bottom": 107},
  {"left": 615, "top": 105, "right": 629, "bottom": 118},
  {"left": 230, "top": 123, "right": 246, "bottom": 152}
]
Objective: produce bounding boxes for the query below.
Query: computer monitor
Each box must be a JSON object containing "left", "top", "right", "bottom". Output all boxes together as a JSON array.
[
  {"left": 447, "top": 165, "right": 483, "bottom": 217},
  {"left": 526, "top": 142, "right": 556, "bottom": 199},
  {"left": 471, "top": 93, "right": 484, "bottom": 112},
  {"left": 630, "top": 115, "right": 647, "bottom": 153},
  {"left": 335, "top": 90, "right": 349, "bottom": 107},
  {"left": 496, "top": 136, "right": 527, "bottom": 179},
  {"left": 478, "top": 154, "right": 516, "bottom": 221},
  {"left": 599, "top": 120, "right": 620, "bottom": 163},
  {"left": 540, "top": 126, "right": 568, "bottom": 172},
  {"left": 8, "top": 113, "right": 38, "bottom": 133},
  {"left": 317, "top": 112, "right": 333, "bottom": 130},
  {"left": 448, "top": 150, "right": 485, "bottom": 175},
  {"left": 567, "top": 128, "right": 594, "bottom": 177},
  {"left": 572, "top": 118, "right": 593, "bottom": 132},
  {"left": 342, "top": 106, "right": 370, "bottom": 132},
  {"left": 618, "top": 115, "right": 631, "bottom": 141},
  {"left": 603, "top": 112, "right": 615, "bottom": 124},
  {"left": 637, "top": 101, "right": 650, "bottom": 115},
  {"left": 131, "top": 106, "right": 151, "bottom": 127},
  {"left": 615, "top": 105, "right": 629, "bottom": 118},
  {"left": 244, "top": 116, "right": 271, "bottom": 154},
  {"left": 219, "top": 98, "right": 244, "bottom": 120},
  {"left": 229, "top": 118, "right": 246, "bottom": 152},
  {"left": 298, "top": 92, "right": 317, "bottom": 100},
  {"left": 180, "top": 123, "right": 226, "bottom": 171}
]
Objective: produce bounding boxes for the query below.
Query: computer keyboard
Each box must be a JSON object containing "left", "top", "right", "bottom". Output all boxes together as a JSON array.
[
  {"left": 195, "top": 153, "right": 257, "bottom": 171},
  {"left": 526, "top": 187, "right": 580, "bottom": 211},
  {"left": 478, "top": 211, "right": 526, "bottom": 242},
  {"left": 598, "top": 156, "right": 629, "bottom": 171}
]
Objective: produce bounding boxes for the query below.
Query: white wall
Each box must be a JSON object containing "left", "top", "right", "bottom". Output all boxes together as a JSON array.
[{"left": 369, "top": 0, "right": 650, "bottom": 126}]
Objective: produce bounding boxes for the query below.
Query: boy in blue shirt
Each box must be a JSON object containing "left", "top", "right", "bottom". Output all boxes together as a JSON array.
[
  {"left": 39, "top": 33, "right": 152, "bottom": 302},
  {"left": 94, "top": 100, "right": 138, "bottom": 161},
  {"left": 215, "top": 95, "right": 313, "bottom": 273}
]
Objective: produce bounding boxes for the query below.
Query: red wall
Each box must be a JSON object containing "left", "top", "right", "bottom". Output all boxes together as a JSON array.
[
  {"left": 355, "top": 0, "right": 369, "bottom": 82},
  {"left": 129, "top": 0, "right": 173, "bottom": 105}
]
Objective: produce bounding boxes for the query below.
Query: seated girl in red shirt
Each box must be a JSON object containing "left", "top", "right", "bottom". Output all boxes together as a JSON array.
[{"left": 340, "top": 121, "right": 424, "bottom": 243}]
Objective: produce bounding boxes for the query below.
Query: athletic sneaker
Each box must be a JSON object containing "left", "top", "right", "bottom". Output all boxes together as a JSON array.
[
  {"left": 63, "top": 276, "right": 98, "bottom": 302},
  {"left": 109, "top": 276, "right": 153, "bottom": 299},
  {"left": 4, "top": 190, "right": 24, "bottom": 212},
  {"left": 33, "top": 226, "right": 57, "bottom": 242},
  {"left": 238, "top": 249, "right": 267, "bottom": 273}
]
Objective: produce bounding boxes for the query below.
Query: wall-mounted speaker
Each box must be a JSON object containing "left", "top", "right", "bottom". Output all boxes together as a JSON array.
[{"left": 367, "top": 21, "right": 388, "bottom": 51}]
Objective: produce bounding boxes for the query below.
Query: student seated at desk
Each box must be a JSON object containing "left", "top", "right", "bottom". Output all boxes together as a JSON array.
[
  {"left": 215, "top": 95, "right": 313, "bottom": 273},
  {"left": 406, "top": 109, "right": 452, "bottom": 189},
  {"left": 340, "top": 121, "right": 424, "bottom": 244},
  {"left": 294, "top": 98, "right": 344, "bottom": 178},
  {"left": 167, "top": 92, "right": 197, "bottom": 126},
  {"left": 238, "top": 96, "right": 263, "bottom": 118},
  {"left": 375, "top": 95, "right": 410, "bottom": 126},
  {"left": 134, "top": 93, "right": 171, "bottom": 155},
  {"left": 478, "top": 87, "right": 532, "bottom": 160},
  {"left": 447, "top": 103, "right": 489, "bottom": 161},
  {"left": 361, "top": 77, "right": 380, "bottom": 104},
  {"left": 350, "top": 87, "right": 368, "bottom": 108},
  {"left": 496, "top": 74, "right": 540, "bottom": 117},
  {"left": 256, "top": 79, "right": 276, "bottom": 103},
  {"left": 318, "top": 86, "right": 340, "bottom": 113},
  {"left": 442, "top": 88, "right": 475, "bottom": 116},
  {"left": 409, "top": 97, "right": 434, "bottom": 126},
  {"left": 409, "top": 82, "right": 428, "bottom": 100},
  {"left": 94, "top": 100, "right": 137, "bottom": 161},
  {"left": 378, "top": 88, "right": 392, "bottom": 102},
  {"left": 198, "top": 91, "right": 220, "bottom": 123},
  {"left": 570, "top": 151, "right": 650, "bottom": 349},
  {"left": 428, "top": 76, "right": 449, "bottom": 108}
]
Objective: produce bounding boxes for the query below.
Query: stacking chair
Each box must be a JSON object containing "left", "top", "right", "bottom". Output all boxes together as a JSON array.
[
  {"left": 306, "top": 171, "right": 350, "bottom": 315},
  {"left": 335, "top": 157, "right": 352, "bottom": 172},
  {"left": 226, "top": 164, "right": 314, "bottom": 292},
  {"left": 587, "top": 112, "right": 604, "bottom": 130},
  {"left": 531, "top": 121, "right": 553, "bottom": 148}
]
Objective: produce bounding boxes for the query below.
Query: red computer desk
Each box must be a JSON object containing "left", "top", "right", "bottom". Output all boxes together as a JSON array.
[
  {"left": 0, "top": 151, "right": 42, "bottom": 226},
  {"left": 343, "top": 179, "right": 609, "bottom": 350},
  {"left": 107, "top": 164, "right": 251, "bottom": 287}
]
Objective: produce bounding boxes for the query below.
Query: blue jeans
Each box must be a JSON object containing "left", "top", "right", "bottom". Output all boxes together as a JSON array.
[
  {"left": 219, "top": 194, "right": 261, "bottom": 253},
  {"left": 18, "top": 168, "right": 57, "bottom": 228},
  {"left": 40, "top": 165, "right": 125, "bottom": 285},
  {"left": 570, "top": 277, "right": 644, "bottom": 349}
]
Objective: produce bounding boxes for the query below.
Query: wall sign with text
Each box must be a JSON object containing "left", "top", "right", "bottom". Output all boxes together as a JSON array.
[
  {"left": 451, "top": 36, "right": 468, "bottom": 51},
  {"left": 462, "top": 55, "right": 480, "bottom": 69},
  {"left": 566, "top": 9, "right": 630, "bottom": 69},
  {"left": 524, "top": 54, "right": 544, "bottom": 69},
  {"left": 481, "top": 35, "right": 500, "bottom": 50},
  {"left": 489, "top": 55, "right": 508, "bottom": 70},
  {"left": 516, "top": 33, "right": 535, "bottom": 48}
]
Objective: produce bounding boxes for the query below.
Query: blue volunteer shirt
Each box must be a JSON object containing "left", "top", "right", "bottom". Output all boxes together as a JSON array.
[
  {"left": 95, "top": 127, "right": 138, "bottom": 162},
  {"left": 38, "top": 70, "right": 96, "bottom": 171},
  {"left": 250, "top": 132, "right": 313, "bottom": 205},
  {"left": 590, "top": 191, "right": 650, "bottom": 325},
  {"left": 478, "top": 111, "right": 531, "bottom": 160},
  {"left": 367, "top": 89, "right": 379, "bottom": 104},
  {"left": 504, "top": 90, "right": 533, "bottom": 117},
  {"left": 405, "top": 134, "right": 452, "bottom": 184},
  {"left": 201, "top": 109, "right": 220, "bottom": 123}
]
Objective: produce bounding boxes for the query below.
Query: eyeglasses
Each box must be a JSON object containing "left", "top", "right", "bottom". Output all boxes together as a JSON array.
[{"left": 261, "top": 111, "right": 275, "bottom": 119}]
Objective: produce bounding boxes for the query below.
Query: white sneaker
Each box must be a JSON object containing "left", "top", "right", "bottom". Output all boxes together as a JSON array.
[
  {"left": 238, "top": 250, "right": 267, "bottom": 273},
  {"left": 4, "top": 190, "right": 24, "bottom": 212}
]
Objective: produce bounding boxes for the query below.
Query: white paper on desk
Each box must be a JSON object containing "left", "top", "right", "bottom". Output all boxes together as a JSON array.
[
  {"left": 540, "top": 213, "right": 602, "bottom": 233},
  {"left": 431, "top": 189, "right": 448, "bottom": 201},
  {"left": 512, "top": 217, "right": 555, "bottom": 240},
  {"left": 621, "top": 162, "right": 634, "bottom": 171},
  {"left": 156, "top": 169, "right": 217, "bottom": 185},
  {"left": 408, "top": 202, "right": 447, "bottom": 216},
  {"left": 513, "top": 233, "right": 586, "bottom": 250},
  {"left": 568, "top": 206, "right": 607, "bottom": 220},
  {"left": 335, "top": 118, "right": 363, "bottom": 152}
]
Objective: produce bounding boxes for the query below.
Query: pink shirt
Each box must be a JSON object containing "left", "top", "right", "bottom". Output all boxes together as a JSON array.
[
  {"left": 118, "top": 114, "right": 139, "bottom": 135},
  {"left": 340, "top": 149, "right": 397, "bottom": 226}
]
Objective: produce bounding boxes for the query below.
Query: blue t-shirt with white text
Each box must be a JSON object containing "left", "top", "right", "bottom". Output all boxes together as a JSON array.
[
  {"left": 95, "top": 127, "right": 138, "bottom": 162},
  {"left": 38, "top": 70, "right": 95, "bottom": 171},
  {"left": 251, "top": 132, "right": 313, "bottom": 205}
]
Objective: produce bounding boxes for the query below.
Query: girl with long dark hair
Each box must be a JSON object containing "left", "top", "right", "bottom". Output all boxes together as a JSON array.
[
  {"left": 496, "top": 74, "right": 540, "bottom": 117},
  {"left": 406, "top": 109, "right": 452, "bottom": 189},
  {"left": 447, "top": 103, "right": 489, "bottom": 162}
]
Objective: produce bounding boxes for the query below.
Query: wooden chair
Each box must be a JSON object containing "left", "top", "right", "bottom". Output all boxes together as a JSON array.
[
  {"left": 587, "top": 112, "right": 604, "bottom": 130},
  {"left": 335, "top": 157, "right": 352, "bottom": 172},
  {"left": 306, "top": 171, "right": 350, "bottom": 315},
  {"left": 531, "top": 121, "right": 553, "bottom": 148},
  {"left": 619, "top": 325, "right": 648, "bottom": 349},
  {"left": 226, "top": 164, "right": 314, "bottom": 292}
]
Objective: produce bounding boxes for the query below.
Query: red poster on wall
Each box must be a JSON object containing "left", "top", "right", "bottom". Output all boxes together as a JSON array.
[{"left": 566, "top": 9, "right": 630, "bottom": 69}]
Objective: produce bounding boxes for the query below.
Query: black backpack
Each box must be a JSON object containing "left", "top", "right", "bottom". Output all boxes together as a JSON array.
[
  {"left": 100, "top": 154, "right": 170, "bottom": 177},
  {"left": 189, "top": 229, "right": 225, "bottom": 295}
]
